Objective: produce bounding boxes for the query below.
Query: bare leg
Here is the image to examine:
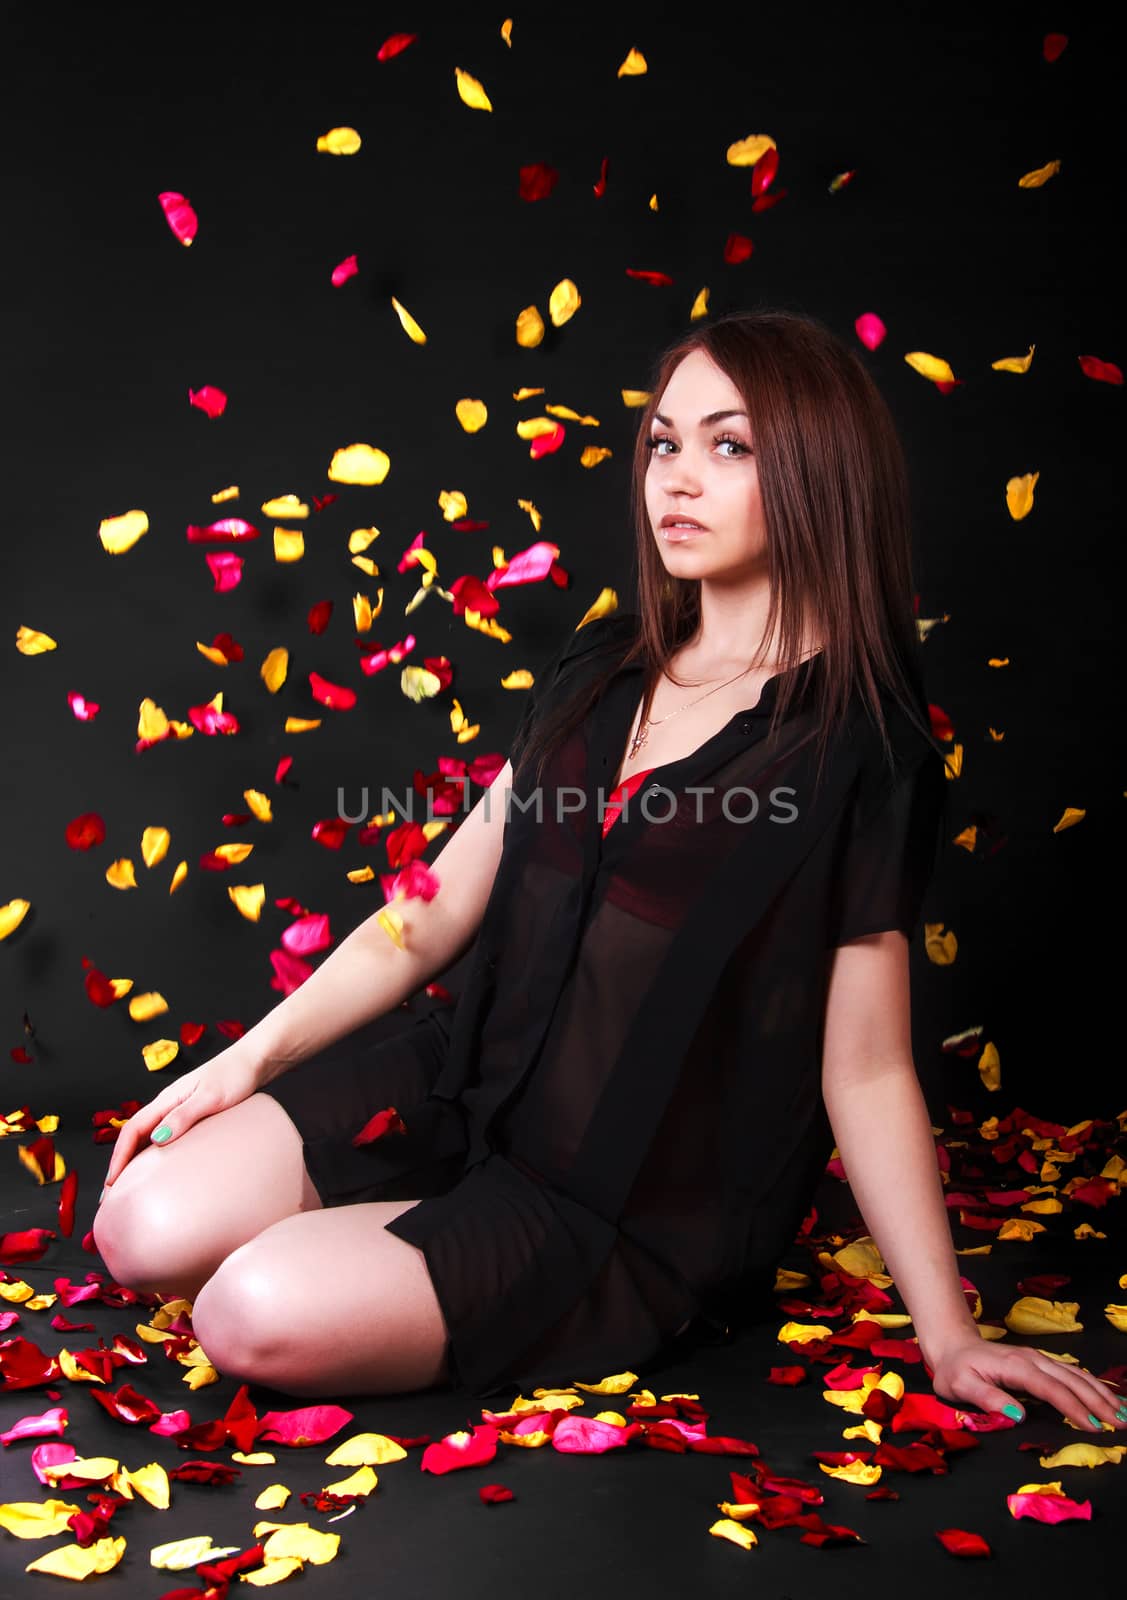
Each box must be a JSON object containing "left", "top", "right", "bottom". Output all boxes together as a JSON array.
[
  {"left": 187, "top": 1201, "right": 452, "bottom": 1395},
  {"left": 92, "top": 1092, "right": 323, "bottom": 1301}
]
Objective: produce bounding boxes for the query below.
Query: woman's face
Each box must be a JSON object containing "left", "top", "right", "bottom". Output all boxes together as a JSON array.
[{"left": 643, "top": 349, "right": 765, "bottom": 582}]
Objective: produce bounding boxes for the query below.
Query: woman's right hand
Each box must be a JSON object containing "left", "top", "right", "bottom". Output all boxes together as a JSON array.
[{"left": 101, "top": 1046, "right": 267, "bottom": 1191}]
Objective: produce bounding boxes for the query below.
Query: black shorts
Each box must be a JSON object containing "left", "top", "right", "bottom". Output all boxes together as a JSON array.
[{"left": 258, "top": 1007, "right": 741, "bottom": 1399}]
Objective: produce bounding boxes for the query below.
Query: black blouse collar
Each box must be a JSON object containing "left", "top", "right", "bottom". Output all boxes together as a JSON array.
[{"left": 580, "top": 644, "right": 825, "bottom": 868}]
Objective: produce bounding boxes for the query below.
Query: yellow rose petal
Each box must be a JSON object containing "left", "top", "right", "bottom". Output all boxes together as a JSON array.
[
  {"left": 456, "top": 399, "right": 488, "bottom": 432},
  {"left": 243, "top": 1556, "right": 304, "bottom": 1585},
  {"left": 229, "top": 884, "right": 266, "bottom": 922},
  {"left": 709, "top": 1517, "right": 757, "bottom": 1549},
  {"left": 549, "top": 278, "right": 581, "bottom": 327},
  {"left": 905, "top": 350, "right": 956, "bottom": 384},
  {"left": 1019, "top": 158, "right": 1061, "bottom": 187},
  {"left": 454, "top": 66, "right": 492, "bottom": 110},
  {"left": 142, "top": 1039, "right": 180, "bottom": 1073},
  {"left": 324, "top": 1432, "right": 408, "bottom": 1467},
  {"left": 261, "top": 494, "right": 309, "bottom": 518},
  {"left": 129, "top": 991, "right": 169, "bottom": 1022},
  {"left": 616, "top": 47, "right": 648, "bottom": 76},
  {"left": 274, "top": 526, "right": 305, "bottom": 562},
  {"left": 99, "top": 509, "right": 149, "bottom": 553},
  {"left": 992, "top": 345, "right": 1036, "bottom": 373},
  {"left": 321, "top": 1465, "right": 377, "bottom": 1497},
  {"left": 255, "top": 1483, "right": 292, "bottom": 1511},
  {"left": 0, "top": 899, "right": 31, "bottom": 940},
  {"left": 726, "top": 133, "right": 776, "bottom": 166},
  {"left": 140, "top": 827, "right": 171, "bottom": 868},
  {"left": 106, "top": 858, "right": 138, "bottom": 890},
  {"left": 316, "top": 126, "right": 361, "bottom": 155},
  {"left": 391, "top": 296, "right": 427, "bottom": 344},
  {"left": 328, "top": 444, "right": 390, "bottom": 485},
  {"left": 16, "top": 625, "right": 58, "bottom": 654},
  {"left": 244, "top": 789, "right": 272, "bottom": 822},
  {"left": 1005, "top": 1296, "right": 1083, "bottom": 1335},
  {"left": 121, "top": 1462, "right": 170, "bottom": 1509},
  {"left": 261, "top": 647, "right": 289, "bottom": 693},
  {"left": 26, "top": 1536, "right": 126, "bottom": 1578},
  {"left": 261, "top": 1524, "right": 340, "bottom": 1564},
  {"left": 0, "top": 1498, "right": 82, "bottom": 1538},
  {"left": 516, "top": 305, "right": 545, "bottom": 348},
  {"left": 1005, "top": 471, "right": 1039, "bottom": 519},
  {"left": 150, "top": 1534, "right": 241, "bottom": 1570}
]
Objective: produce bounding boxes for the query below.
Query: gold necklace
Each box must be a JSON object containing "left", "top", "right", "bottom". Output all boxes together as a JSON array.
[{"left": 627, "top": 663, "right": 754, "bottom": 760}]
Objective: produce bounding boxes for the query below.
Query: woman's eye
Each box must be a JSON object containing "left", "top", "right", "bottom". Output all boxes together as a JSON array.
[{"left": 646, "top": 435, "right": 748, "bottom": 458}]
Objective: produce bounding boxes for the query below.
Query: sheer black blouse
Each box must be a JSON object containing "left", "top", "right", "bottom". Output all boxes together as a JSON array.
[{"left": 374, "top": 610, "right": 948, "bottom": 1391}]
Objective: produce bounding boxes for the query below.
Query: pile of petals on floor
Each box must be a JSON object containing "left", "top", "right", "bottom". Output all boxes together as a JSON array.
[{"left": 3, "top": 1098, "right": 1126, "bottom": 1586}]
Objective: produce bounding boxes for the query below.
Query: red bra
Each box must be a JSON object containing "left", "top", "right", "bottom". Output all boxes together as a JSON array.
[{"left": 601, "top": 766, "right": 657, "bottom": 839}]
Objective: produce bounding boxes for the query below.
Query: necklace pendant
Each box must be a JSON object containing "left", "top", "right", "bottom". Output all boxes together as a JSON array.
[{"left": 629, "top": 723, "right": 648, "bottom": 758}]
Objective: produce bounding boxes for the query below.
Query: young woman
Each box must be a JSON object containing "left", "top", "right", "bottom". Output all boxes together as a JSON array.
[{"left": 93, "top": 311, "right": 1126, "bottom": 1437}]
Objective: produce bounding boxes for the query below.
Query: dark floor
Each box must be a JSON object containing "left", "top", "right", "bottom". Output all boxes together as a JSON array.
[{"left": 2, "top": 1108, "right": 1124, "bottom": 1600}]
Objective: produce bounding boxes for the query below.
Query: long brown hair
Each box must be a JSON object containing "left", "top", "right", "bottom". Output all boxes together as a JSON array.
[{"left": 514, "top": 307, "right": 944, "bottom": 795}]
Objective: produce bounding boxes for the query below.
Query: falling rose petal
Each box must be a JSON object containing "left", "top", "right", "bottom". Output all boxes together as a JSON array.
[
  {"left": 751, "top": 146, "right": 779, "bottom": 195},
  {"left": 855, "top": 313, "right": 886, "bottom": 351},
  {"left": 518, "top": 163, "right": 559, "bottom": 201},
  {"left": 65, "top": 814, "right": 105, "bottom": 855},
  {"left": 0, "top": 900, "right": 32, "bottom": 940},
  {"left": 377, "top": 31, "right": 417, "bottom": 61},
  {"left": 312, "top": 818, "right": 351, "bottom": 849},
  {"left": 309, "top": 672, "right": 357, "bottom": 710},
  {"left": 308, "top": 600, "right": 334, "bottom": 634},
  {"left": 421, "top": 1425, "right": 499, "bottom": 1474},
  {"left": 351, "top": 1107, "right": 407, "bottom": 1148},
  {"left": 257, "top": 1404, "right": 354, "bottom": 1447},
  {"left": 331, "top": 254, "right": 359, "bottom": 286},
  {"left": 98, "top": 509, "right": 149, "bottom": 553},
  {"left": 485, "top": 540, "right": 561, "bottom": 589},
  {"left": 454, "top": 67, "right": 493, "bottom": 112},
  {"left": 1, "top": 1230, "right": 57, "bottom": 1266},
  {"left": 479, "top": 1483, "right": 514, "bottom": 1504},
  {"left": 187, "top": 517, "right": 261, "bottom": 542},
  {"left": 158, "top": 191, "right": 197, "bottom": 246},
  {"left": 0, "top": 1406, "right": 69, "bottom": 1445},
  {"left": 206, "top": 551, "right": 245, "bottom": 591},
  {"left": 1043, "top": 32, "right": 1068, "bottom": 61},
  {"left": 280, "top": 913, "right": 331, "bottom": 957},
  {"left": 268, "top": 948, "right": 315, "bottom": 996},
  {"left": 625, "top": 268, "right": 674, "bottom": 286},
  {"left": 1078, "top": 354, "right": 1123, "bottom": 384},
  {"left": 188, "top": 385, "right": 228, "bottom": 418},
  {"left": 722, "top": 233, "right": 754, "bottom": 264},
  {"left": 58, "top": 1170, "right": 78, "bottom": 1236},
  {"left": 316, "top": 126, "right": 362, "bottom": 154},
  {"left": 67, "top": 693, "right": 101, "bottom": 721}
]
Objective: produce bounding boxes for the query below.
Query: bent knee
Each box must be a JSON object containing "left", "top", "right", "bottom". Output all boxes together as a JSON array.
[
  {"left": 92, "top": 1183, "right": 202, "bottom": 1295},
  {"left": 188, "top": 1253, "right": 288, "bottom": 1382}
]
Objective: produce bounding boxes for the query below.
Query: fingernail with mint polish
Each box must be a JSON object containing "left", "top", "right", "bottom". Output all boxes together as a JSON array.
[
  {"left": 1087, "top": 1412, "right": 1103, "bottom": 1429},
  {"left": 1002, "top": 1403, "right": 1024, "bottom": 1421},
  {"left": 151, "top": 1125, "right": 172, "bottom": 1144}
]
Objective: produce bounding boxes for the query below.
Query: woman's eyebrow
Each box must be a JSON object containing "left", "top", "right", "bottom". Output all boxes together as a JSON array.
[{"left": 653, "top": 409, "right": 749, "bottom": 428}]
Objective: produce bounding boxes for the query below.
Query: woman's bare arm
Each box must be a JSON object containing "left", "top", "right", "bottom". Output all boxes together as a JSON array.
[{"left": 237, "top": 759, "right": 518, "bottom": 1085}]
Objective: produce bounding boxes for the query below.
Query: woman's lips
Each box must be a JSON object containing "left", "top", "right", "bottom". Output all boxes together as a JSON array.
[{"left": 660, "top": 524, "right": 708, "bottom": 542}]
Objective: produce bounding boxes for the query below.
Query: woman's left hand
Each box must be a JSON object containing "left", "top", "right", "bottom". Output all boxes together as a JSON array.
[{"left": 926, "top": 1335, "right": 1127, "bottom": 1430}]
